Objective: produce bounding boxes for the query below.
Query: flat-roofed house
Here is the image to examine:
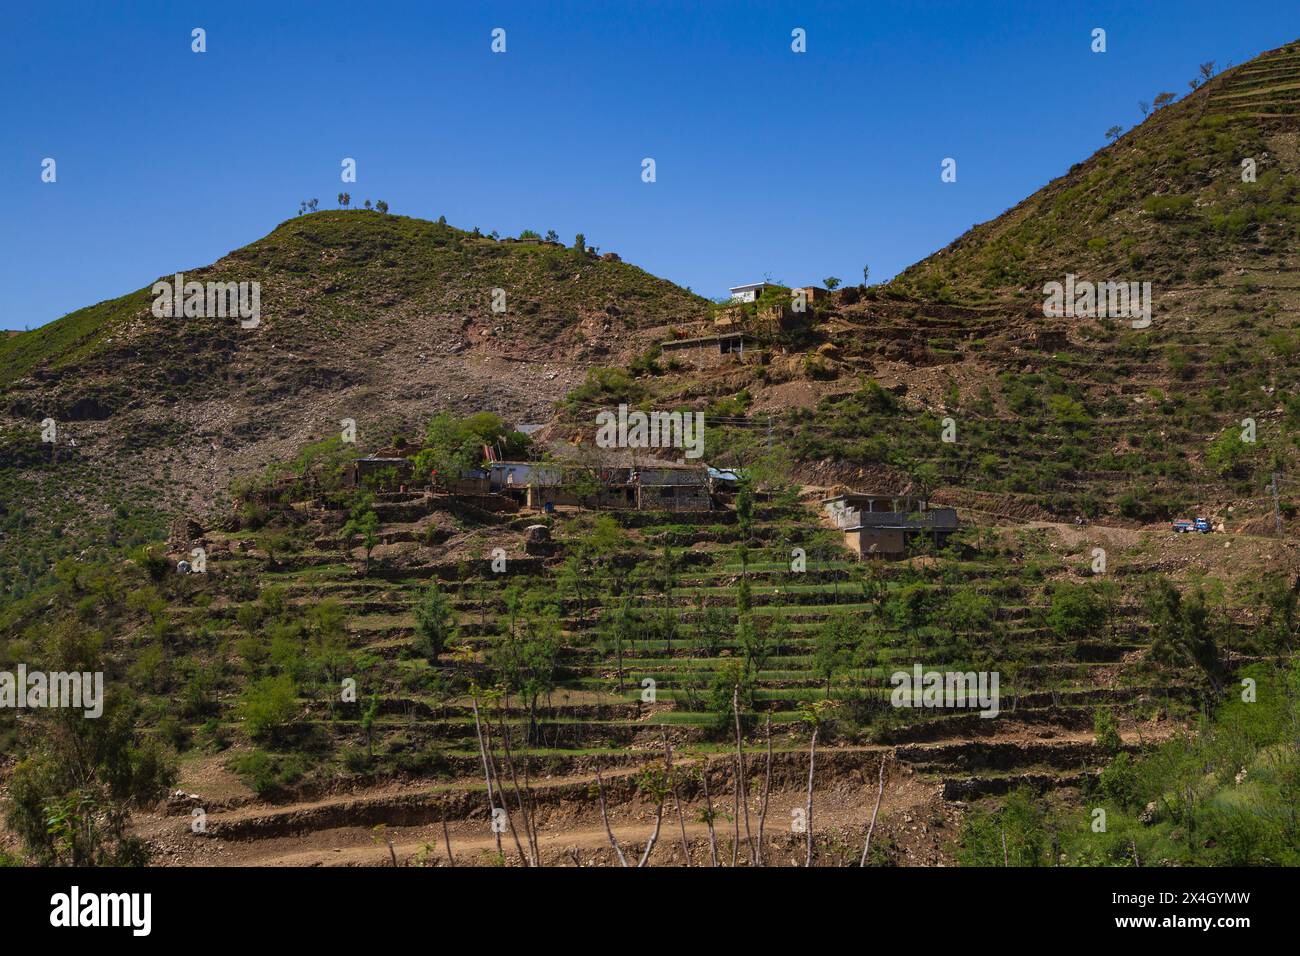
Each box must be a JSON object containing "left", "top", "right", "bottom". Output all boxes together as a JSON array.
[
  {"left": 660, "top": 331, "right": 755, "bottom": 368},
  {"left": 729, "top": 282, "right": 772, "bottom": 303},
  {"left": 487, "top": 460, "right": 712, "bottom": 511},
  {"left": 349, "top": 453, "right": 413, "bottom": 488},
  {"left": 823, "top": 492, "right": 959, "bottom": 558}
]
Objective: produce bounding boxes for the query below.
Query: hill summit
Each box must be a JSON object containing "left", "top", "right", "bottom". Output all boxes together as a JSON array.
[{"left": 0, "top": 212, "right": 707, "bottom": 594}]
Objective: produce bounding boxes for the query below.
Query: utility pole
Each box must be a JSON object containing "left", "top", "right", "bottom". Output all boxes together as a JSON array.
[{"left": 1271, "top": 472, "right": 1283, "bottom": 536}]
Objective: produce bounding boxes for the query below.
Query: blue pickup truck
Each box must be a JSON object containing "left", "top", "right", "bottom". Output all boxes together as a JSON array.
[{"left": 1172, "top": 517, "right": 1212, "bottom": 533}]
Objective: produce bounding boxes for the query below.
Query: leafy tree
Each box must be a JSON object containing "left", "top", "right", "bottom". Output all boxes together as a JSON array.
[
  {"left": 1205, "top": 428, "right": 1250, "bottom": 479},
  {"left": 1105, "top": 125, "right": 1122, "bottom": 142},
  {"left": 574, "top": 233, "right": 586, "bottom": 253},
  {"left": 944, "top": 586, "right": 995, "bottom": 635},
  {"left": 586, "top": 514, "right": 627, "bottom": 558},
  {"left": 735, "top": 477, "right": 755, "bottom": 544},
  {"left": 737, "top": 614, "right": 771, "bottom": 677},
  {"left": 1146, "top": 579, "right": 1224, "bottom": 697},
  {"left": 692, "top": 593, "right": 728, "bottom": 658},
  {"left": 375, "top": 200, "right": 388, "bottom": 214},
  {"left": 1093, "top": 706, "right": 1122, "bottom": 757},
  {"left": 239, "top": 675, "right": 299, "bottom": 742},
  {"left": 887, "top": 582, "right": 929, "bottom": 651},
  {"left": 813, "top": 614, "right": 849, "bottom": 694},
  {"left": 414, "top": 582, "right": 457, "bottom": 665},
  {"left": 544, "top": 229, "right": 559, "bottom": 242},
  {"left": 568, "top": 467, "right": 603, "bottom": 508},
  {"left": 342, "top": 507, "right": 380, "bottom": 569},
  {"left": 5, "top": 623, "right": 174, "bottom": 866},
  {"left": 823, "top": 276, "right": 841, "bottom": 290},
  {"left": 413, "top": 411, "right": 530, "bottom": 485},
  {"left": 1046, "top": 582, "right": 1106, "bottom": 640}
]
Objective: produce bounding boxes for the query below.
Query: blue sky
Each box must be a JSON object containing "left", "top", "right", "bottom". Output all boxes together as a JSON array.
[{"left": 3, "top": 1, "right": 1297, "bottom": 330}]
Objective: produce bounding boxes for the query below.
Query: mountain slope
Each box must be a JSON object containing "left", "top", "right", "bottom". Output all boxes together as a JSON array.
[
  {"left": 0, "top": 212, "right": 707, "bottom": 596},
  {"left": 593, "top": 40, "right": 1300, "bottom": 527},
  {"left": 894, "top": 40, "right": 1300, "bottom": 302}
]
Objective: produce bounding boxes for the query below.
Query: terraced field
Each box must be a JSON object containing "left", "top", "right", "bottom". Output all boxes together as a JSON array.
[
  {"left": 117, "top": 481, "right": 1282, "bottom": 867},
  {"left": 1206, "top": 43, "right": 1300, "bottom": 118}
]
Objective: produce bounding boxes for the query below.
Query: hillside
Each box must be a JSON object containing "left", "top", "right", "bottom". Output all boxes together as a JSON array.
[
  {"left": 0, "top": 212, "right": 708, "bottom": 597},
  {"left": 895, "top": 40, "right": 1300, "bottom": 301},
  {"left": 602, "top": 41, "right": 1300, "bottom": 528},
  {"left": 4, "top": 37, "right": 1300, "bottom": 872}
]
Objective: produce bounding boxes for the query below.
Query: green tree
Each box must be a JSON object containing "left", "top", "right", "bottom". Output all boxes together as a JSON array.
[
  {"left": 414, "top": 582, "right": 457, "bottom": 665},
  {"left": 813, "top": 614, "right": 849, "bottom": 694},
  {"left": 1046, "top": 582, "right": 1106, "bottom": 641},
  {"left": 1093, "top": 706, "right": 1122, "bottom": 757},
  {"left": 5, "top": 623, "right": 175, "bottom": 866},
  {"left": 239, "top": 674, "right": 299, "bottom": 742},
  {"left": 342, "top": 508, "right": 380, "bottom": 570},
  {"left": 1146, "top": 579, "right": 1224, "bottom": 697}
]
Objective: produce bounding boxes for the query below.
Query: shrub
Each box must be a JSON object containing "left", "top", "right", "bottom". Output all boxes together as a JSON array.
[{"left": 238, "top": 675, "right": 299, "bottom": 742}]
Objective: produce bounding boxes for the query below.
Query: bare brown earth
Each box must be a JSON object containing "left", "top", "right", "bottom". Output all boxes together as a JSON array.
[{"left": 136, "top": 721, "right": 1172, "bottom": 867}]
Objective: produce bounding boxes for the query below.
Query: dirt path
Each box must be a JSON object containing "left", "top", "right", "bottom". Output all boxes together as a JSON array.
[{"left": 137, "top": 725, "right": 1163, "bottom": 867}]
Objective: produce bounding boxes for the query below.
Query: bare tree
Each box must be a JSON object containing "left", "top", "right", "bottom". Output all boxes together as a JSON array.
[
  {"left": 441, "top": 811, "right": 453, "bottom": 866},
  {"left": 1139, "top": 100, "right": 1150, "bottom": 117},
  {"left": 595, "top": 764, "right": 630, "bottom": 867},
  {"left": 497, "top": 715, "right": 540, "bottom": 865},
  {"left": 1199, "top": 61, "right": 1216, "bottom": 82},
  {"left": 859, "top": 755, "right": 888, "bottom": 866},
  {"left": 804, "top": 723, "right": 819, "bottom": 867},
  {"left": 698, "top": 761, "right": 719, "bottom": 866},
  {"left": 757, "top": 716, "right": 773, "bottom": 865},
  {"left": 635, "top": 765, "right": 668, "bottom": 868},
  {"left": 661, "top": 728, "right": 691, "bottom": 865},
  {"left": 1105, "top": 125, "right": 1122, "bottom": 143},
  {"left": 470, "top": 696, "right": 503, "bottom": 860},
  {"left": 800, "top": 700, "right": 835, "bottom": 867},
  {"left": 732, "top": 687, "right": 756, "bottom": 865}
]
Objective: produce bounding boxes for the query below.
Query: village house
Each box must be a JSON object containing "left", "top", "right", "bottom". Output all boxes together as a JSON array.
[
  {"left": 823, "top": 492, "right": 959, "bottom": 558},
  {"left": 660, "top": 331, "right": 756, "bottom": 368},
  {"left": 729, "top": 282, "right": 772, "bottom": 303},
  {"left": 348, "top": 451, "right": 413, "bottom": 488},
  {"left": 489, "top": 460, "right": 712, "bottom": 512}
]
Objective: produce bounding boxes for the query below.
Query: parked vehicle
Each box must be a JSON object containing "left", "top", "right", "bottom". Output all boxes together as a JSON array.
[{"left": 1172, "top": 517, "right": 1212, "bottom": 533}]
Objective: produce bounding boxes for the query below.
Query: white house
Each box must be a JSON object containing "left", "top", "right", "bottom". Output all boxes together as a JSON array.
[{"left": 728, "top": 282, "right": 771, "bottom": 303}]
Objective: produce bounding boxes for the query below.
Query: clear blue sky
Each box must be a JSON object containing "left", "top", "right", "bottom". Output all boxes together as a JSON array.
[{"left": 3, "top": 1, "right": 1297, "bottom": 330}]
